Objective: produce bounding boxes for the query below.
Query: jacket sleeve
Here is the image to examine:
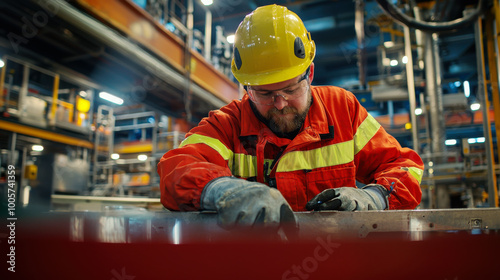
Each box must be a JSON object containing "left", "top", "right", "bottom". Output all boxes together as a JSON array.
[
  {"left": 346, "top": 91, "right": 424, "bottom": 209},
  {"left": 157, "top": 105, "right": 239, "bottom": 211}
]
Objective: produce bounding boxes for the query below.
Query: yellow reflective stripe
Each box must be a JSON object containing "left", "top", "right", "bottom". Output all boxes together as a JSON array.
[
  {"left": 233, "top": 153, "right": 256, "bottom": 178},
  {"left": 354, "top": 114, "right": 381, "bottom": 155},
  {"left": 232, "top": 155, "right": 273, "bottom": 178},
  {"left": 406, "top": 167, "right": 423, "bottom": 184},
  {"left": 179, "top": 134, "right": 274, "bottom": 178},
  {"left": 277, "top": 141, "right": 354, "bottom": 172},
  {"left": 180, "top": 134, "right": 233, "bottom": 160}
]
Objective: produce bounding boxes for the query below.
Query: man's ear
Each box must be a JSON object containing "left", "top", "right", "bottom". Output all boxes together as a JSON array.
[{"left": 308, "top": 63, "right": 315, "bottom": 84}]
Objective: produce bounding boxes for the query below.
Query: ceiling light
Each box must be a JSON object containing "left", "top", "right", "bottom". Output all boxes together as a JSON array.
[
  {"left": 468, "top": 138, "right": 477, "bottom": 144},
  {"left": 445, "top": 139, "right": 457, "bottom": 146},
  {"left": 226, "top": 34, "right": 235, "bottom": 44},
  {"left": 111, "top": 153, "right": 120, "bottom": 160},
  {"left": 201, "top": 0, "right": 213, "bottom": 6},
  {"left": 477, "top": 137, "right": 485, "bottom": 143},
  {"left": 0, "top": 59, "right": 4, "bottom": 68},
  {"left": 470, "top": 103, "right": 480, "bottom": 111},
  {"left": 384, "top": 41, "right": 394, "bottom": 48},
  {"left": 415, "top": 108, "right": 422, "bottom": 115},
  {"left": 418, "top": 60, "right": 425, "bottom": 69},
  {"left": 390, "top": 60, "right": 398, "bottom": 66},
  {"left": 32, "top": 145, "right": 44, "bottom": 152},
  {"left": 99, "top": 91, "right": 123, "bottom": 105},
  {"left": 464, "top": 80, "right": 470, "bottom": 98},
  {"left": 402, "top": 56, "right": 408, "bottom": 64},
  {"left": 138, "top": 154, "right": 148, "bottom": 161}
]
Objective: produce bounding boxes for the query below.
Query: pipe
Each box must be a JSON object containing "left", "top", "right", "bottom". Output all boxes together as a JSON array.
[
  {"left": 355, "top": 0, "right": 366, "bottom": 87},
  {"left": 376, "top": 0, "right": 485, "bottom": 32},
  {"left": 184, "top": 0, "right": 194, "bottom": 122},
  {"left": 404, "top": 25, "right": 419, "bottom": 154},
  {"left": 424, "top": 32, "right": 445, "bottom": 154},
  {"left": 50, "top": 74, "right": 60, "bottom": 126},
  {"left": 0, "top": 56, "right": 6, "bottom": 109},
  {"left": 474, "top": 16, "right": 499, "bottom": 208},
  {"left": 204, "top": 9, "right": 212, "bottom": 63}
]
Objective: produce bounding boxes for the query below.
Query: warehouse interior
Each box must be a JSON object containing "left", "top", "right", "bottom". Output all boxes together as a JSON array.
[
  {"left": 1, "top": 0, "right": 498, "bottom": 210},
  {"left": 1, "top": 0, "right": 500, "bottom": 278}
]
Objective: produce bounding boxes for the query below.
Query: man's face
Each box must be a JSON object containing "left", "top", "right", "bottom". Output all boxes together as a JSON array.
[{"left": 247, "top": 67, "right": 313, "bottom": 136}]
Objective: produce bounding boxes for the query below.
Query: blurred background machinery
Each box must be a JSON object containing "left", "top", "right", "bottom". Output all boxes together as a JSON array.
[{"left": 0, "top": 0, "right": 499, "bottom": 211}]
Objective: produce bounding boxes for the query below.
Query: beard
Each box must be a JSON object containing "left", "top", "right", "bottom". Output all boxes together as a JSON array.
[{"left": 265, "top": 88, "right": 312, "bottom": 136}]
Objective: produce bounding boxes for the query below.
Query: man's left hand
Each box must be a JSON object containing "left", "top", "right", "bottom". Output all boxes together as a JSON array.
[{"left": 306, "top": 185, "right": 389, "bottom": 211}]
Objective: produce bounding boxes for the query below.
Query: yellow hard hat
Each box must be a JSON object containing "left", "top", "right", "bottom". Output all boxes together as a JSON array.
[{"left": 231, "top": 4, "right": 316, "bottom": 86}]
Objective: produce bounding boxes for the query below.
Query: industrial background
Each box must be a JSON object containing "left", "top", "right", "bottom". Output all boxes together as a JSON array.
[
  {"left": 1, "top": 0, "right": 498, "bottom": 210},
  {"left": 1, "top": 0, "right": 500, "bottom": 278}
]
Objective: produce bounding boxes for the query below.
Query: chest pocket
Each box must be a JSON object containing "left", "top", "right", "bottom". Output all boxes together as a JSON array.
[{"left": 305, "top": 164, "right": 356, "bottom": 201}]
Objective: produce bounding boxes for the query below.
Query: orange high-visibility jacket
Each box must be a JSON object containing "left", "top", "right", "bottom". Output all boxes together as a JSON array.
[{"left": 158, "top": 86, "right": 424, "bottom": 211}]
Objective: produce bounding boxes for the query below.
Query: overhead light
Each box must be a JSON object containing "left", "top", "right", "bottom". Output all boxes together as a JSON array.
[
  {"left": 415, "top": 108, "right": 422, "bottom": 115},
  {"left": 226, "top": 34, "right": 235, "bottom": 44},
  {"left": 23, "top": 185, "right": 31, "bottom": 206},
  {"left": 402, "top": 56, "right": 408, "bottom": 64},
  {"left": 0, "top": 59, "right": 4, "bottom": 68},
  {"left": 464, "top": 80, "right": 470, "bottom": 98},
  {"left": 468, "top": 137, "right": 486, "bottom": 144},
  {"left": 445, "top": 139, "right": 457, "bottom": 146},
  {"left": 138, "top": 154, "right": 148, "bottom": 161},
  {"left": 32, "top": 145, "right": 44, "bottom": 152},
  {"left": 470, "top": 103, "right": 480, "bottom": 111},
  {"left": 390, "top": 60, "right": 398, "bottom": 66},
  {"left": 99, "top": 91, "right": 123, "bottom": 105},
  {"left": 384, "top": 41, "right": 394, "bottom": 48},
  {"left": 467, "top": 138, "right": 476, "bottom": 144},
  {"left": 201, "top": 0, "right": 213, "bottom": 6},
  {"left": 111, "top": 153, "right": 120, "bottom": 160}
]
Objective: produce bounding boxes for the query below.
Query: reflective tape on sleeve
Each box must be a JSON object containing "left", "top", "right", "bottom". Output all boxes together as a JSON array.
[
  {"left": 354, "top": 114, "right": 381, "bottom": 155},
  {"left": 180, "top": 134, "right": 233, "bottom": 160},
  {"left": 406, "top": 166, "right": 423, "bottom": 184}
]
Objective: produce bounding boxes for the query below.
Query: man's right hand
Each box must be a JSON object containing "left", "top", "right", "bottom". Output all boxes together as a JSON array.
[{"left": 201, "top": 177, "right": 296, "bottom": 230}]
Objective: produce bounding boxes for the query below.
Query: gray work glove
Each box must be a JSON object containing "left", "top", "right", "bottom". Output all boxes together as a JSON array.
[
  {"left": 305, "top": 184, "right": 389, "bottom": 211},
  {"left": 201, "top": 177, "right": 296, "bottom": 230}
]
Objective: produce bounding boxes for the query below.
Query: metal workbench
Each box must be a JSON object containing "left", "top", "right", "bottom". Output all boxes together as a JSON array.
[{"left": 7, "top": 208, "right": 500, "bottom": 280}]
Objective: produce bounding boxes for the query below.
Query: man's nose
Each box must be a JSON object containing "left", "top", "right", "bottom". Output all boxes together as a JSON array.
[{"left": 273, "top": 94, "right": 288, "bottom": 110}]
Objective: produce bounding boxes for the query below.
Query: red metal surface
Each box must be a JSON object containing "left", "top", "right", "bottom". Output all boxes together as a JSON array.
[{"left": 3, "top": 214, "right": 499, "bottom": 280}]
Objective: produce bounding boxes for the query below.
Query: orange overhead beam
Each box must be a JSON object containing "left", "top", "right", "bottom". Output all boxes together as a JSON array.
[
  {"left": 75, "top": 0, "right": 239, "bottom": 104},
  {"left": 0, "top": 120, "right": 93, "bottom": 149}
]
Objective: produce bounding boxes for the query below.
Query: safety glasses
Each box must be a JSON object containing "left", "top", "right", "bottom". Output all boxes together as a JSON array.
[{"left": 246, "top": 68, "right": 310, "bottom": 106}]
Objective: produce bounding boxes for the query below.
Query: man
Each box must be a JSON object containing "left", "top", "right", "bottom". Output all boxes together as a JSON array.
[{"left": 158, "top": 4, "right": 424, "bottom": 228}]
